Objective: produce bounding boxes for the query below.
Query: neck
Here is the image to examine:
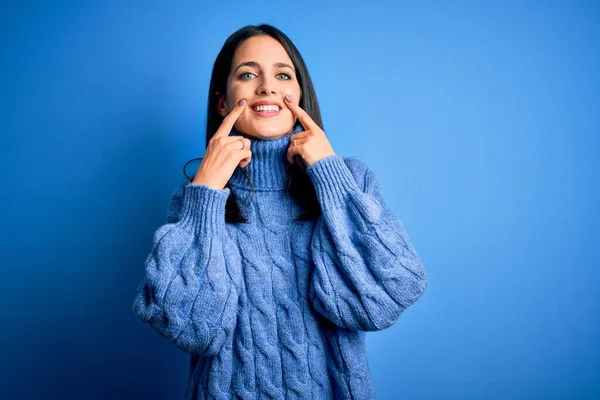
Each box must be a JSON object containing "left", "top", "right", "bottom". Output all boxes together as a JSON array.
[{"left": 228, "top": 123, "right": 304, "bottom": 191}]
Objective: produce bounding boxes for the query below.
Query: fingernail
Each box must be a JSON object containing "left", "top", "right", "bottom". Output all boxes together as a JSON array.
[
  {"left": 238, "top": 99, "right": 246, "bottom": 106},
  {"left": 284, "top": 95, "right": 291, "bottom": 103}
]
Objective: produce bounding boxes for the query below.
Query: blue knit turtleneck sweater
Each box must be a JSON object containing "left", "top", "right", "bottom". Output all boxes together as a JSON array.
[{"left": 132, "top": 124, "right": 428, "bottom": 399}]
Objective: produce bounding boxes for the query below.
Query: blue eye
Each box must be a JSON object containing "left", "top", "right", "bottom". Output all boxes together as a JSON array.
[
  {"left": 239, "top": 72, "right": 255, "bottom": 80},
  {"left": 238, "top": 71, "right": 293, "bottom": 81}
]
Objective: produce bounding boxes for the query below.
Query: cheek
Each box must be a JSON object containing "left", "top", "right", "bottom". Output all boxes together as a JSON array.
[
  {"left": 228, "top": 83, "right": 253, "bottom": 102},
  {"left": 283, "top": 84, "right": 301, "bottom": 99},
  {"left": 283, "top": 87, "right": 302, "bottom": 118},
  {"left": 225, "top": 85, "right": 241, "bottom": 110}
]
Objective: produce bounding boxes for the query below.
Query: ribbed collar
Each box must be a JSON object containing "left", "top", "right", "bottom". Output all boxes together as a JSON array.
[{"left": 228, "top": 122, "right": 304, "bottom": 191}]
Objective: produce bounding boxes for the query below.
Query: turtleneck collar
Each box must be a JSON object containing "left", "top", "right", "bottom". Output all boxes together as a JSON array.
[{"left": 228, "top": 122, "right": 304, "bottom": 191}]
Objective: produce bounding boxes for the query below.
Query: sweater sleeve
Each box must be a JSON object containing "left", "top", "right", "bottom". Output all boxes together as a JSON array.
[
  {"left": 132, "top": 181, "right": 241, "bottom": 356},
  {"left": 306, "top": 155, "right": 428, "bottom": 331}
]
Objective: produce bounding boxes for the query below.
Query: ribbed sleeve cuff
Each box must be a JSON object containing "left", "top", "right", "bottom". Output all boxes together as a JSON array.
[
  {"left": 306, "top": 155, "right": 359, "bottom": 210},
  {"left": 178, "top": 183, "right": 230, "bottom": 235}
]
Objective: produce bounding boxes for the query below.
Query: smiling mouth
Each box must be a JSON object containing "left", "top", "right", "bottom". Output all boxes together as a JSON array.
[{"left": 250, "top": 105, "right": 282, "bottom": 118}]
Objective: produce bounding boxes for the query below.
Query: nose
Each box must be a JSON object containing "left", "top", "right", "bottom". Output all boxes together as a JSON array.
[{"left": 256, "top": 75, "right": 277, "bottom": 95}]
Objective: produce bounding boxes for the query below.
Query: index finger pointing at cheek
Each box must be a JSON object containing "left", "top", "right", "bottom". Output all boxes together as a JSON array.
[
  {"left": 284, "top": 95, "right": 317, "bottom": 131},
  {"left": 215, "top": 98, "right": 247, "bottom": 138}
]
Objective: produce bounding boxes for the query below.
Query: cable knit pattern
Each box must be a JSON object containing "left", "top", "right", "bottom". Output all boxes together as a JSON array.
[
  {"left": 306, "top": 155, "right": 429, "bottom": 332},
  {"left": 132, "top": 124, "right": 428, "bottom": 399}
]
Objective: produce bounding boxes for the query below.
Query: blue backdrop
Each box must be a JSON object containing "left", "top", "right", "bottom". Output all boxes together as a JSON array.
[{"left": 1, "top": 1, "right": 598, "bottom": 399}]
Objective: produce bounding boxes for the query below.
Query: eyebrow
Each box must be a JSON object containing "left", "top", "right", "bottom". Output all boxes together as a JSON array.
[{"left": 233, "top": 61, "right": 295, "bottom": 74}]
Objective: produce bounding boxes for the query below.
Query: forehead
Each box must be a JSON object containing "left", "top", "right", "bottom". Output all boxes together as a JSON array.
[{"left": 232, "top": 35, "right": 293, "bottom": 66}]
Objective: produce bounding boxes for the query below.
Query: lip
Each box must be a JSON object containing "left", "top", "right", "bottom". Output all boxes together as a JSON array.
[{"left": 249, "top": 100, "right": 283, "bottom": 118}]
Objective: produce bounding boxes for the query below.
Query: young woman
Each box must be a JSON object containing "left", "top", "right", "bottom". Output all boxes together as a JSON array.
[{"left": 132, "top": 24, "right": 428, "bottom": 399}]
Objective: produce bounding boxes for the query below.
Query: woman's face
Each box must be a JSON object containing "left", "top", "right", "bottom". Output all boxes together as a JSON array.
[{"left": 218, "top": 35, "right": 302, "bottom": 139}]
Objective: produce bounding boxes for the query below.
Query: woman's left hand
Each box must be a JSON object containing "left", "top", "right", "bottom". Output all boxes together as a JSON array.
[{"left": 284, "top": 95, "right": 336, "bottom": 167}]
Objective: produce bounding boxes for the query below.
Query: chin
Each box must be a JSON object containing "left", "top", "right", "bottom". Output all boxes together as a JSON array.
[{"left": 238, "top": 122, "right": 294, "bottom": 138}]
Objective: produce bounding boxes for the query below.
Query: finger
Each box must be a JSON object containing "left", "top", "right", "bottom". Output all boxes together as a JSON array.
[
  {"left": 239, "top": 150, "right": 252, "bottom": 168},
  {"left": 237, "top": 147, "right": 252, "bottom": 167},
  {"left": 284, "top": 96, "right": 318, "bottom": 131},
  {"left": 228, "top": 137, "right": 251, "bottom": 158},
  {"left": 211, "top": 135, "right": 250, "bottom": 152},
  {"left": 287, "top": 140, "right": 305, "bottom": 164},
  {"left": 223, "top": 136, "right": 251, "bottom": 150},
  {"left": 289, "top": 132, "right": 309, "bottom": 147},
  {"left": 288, "top": 136, "right": 308, "bottom": 148},
  {"left": 214, "top": 99, "right": 247, "bottom": 138}
]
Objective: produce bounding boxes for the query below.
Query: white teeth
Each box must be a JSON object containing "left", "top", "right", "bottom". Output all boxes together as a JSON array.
[{"left": 253, "top": 105, "right": 279, "bottom": 112}]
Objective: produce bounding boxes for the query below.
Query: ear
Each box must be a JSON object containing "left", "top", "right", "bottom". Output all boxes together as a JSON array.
[{"left": 216, "top": 92, "right": 230, "bottom": 118}]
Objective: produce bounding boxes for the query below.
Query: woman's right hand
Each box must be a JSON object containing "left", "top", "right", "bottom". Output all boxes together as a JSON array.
[{"left": 192, "top": 99, "right": 252, "bottom": 190}]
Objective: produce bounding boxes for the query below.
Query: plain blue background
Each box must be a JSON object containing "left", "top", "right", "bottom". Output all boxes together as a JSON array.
[{"left": 1, "top": 1, "right": 598, "bottom": 399}]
